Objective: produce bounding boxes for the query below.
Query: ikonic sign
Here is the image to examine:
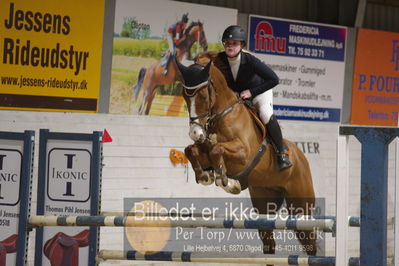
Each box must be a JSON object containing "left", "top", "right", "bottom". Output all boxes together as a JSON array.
[
  {"left": 47, "top": 148, "right": 91, "bottom": 202},
  {"left": 0, "top": 133, "right": 34, "bottom": 266},
  {"left": 35, "top": 130, "right": 102, "bottom": 266},
  {"left": 0, "top": 150, "right": 22, "bottom": 206}
]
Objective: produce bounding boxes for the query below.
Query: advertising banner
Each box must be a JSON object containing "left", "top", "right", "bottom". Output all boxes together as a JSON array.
[
  {"left": 0, "top": 0, "right": 105, "bottom": 112},
  {"left": 0, "top": 131, "right": 34, "bottom": 266},
  {"left": 111, "top": 0, "right": 236, "bottom": 116},
  {"left": 350, "top": 29, "right": 399, "bottom": 126},
  {"left": 123, "top": 197, "right": 327, "bottom": 257},
  {"left": 35, "top": 130, "right": 102, "bottom": 266},
  {"left": 248, "top": 15, "right": 347, "bottom": 122}
]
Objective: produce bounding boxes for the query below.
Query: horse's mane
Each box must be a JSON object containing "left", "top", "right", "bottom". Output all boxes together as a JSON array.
[
  {"left": 184, "top": 21, "right": 202, "bottom": 35},
  {"left": 194, "top": 51, "right": 231, "bottom": 94},
  {"left": 212, "top": 59, "right": 236, "bottom": 98}
]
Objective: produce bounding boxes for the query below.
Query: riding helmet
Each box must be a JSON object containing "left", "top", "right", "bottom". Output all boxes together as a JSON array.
[
  {"left": 222, "top": 25, "right": 246, "bottom": 44},
  {"left": 181, "top": 13, "right": 189, "bottom": 23}
]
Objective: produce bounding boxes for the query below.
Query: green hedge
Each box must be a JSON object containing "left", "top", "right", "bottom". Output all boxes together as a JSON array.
[
  {"left": 113, "top": 37, "right": 223, "bottom": 59},
  {"left": 113, "top": 38, "right": 167, "bottom": 58}
]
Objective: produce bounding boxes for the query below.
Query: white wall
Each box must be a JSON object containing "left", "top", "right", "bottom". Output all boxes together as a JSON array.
[{"left": 0, "top": 110, "right": 396, "bottom": 265}]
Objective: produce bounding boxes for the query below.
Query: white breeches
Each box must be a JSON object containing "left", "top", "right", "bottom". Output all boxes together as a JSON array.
[
  {"left": 252, "top": 89, "right": 274, "bottom": 124},
  {"left": 167, "top": 34, "right": 174, "bottom": 52}
]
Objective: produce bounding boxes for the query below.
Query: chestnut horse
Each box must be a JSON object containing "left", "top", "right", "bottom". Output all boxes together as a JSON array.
[
  {"left": 176, "top": 52, "right": 317, "bottom": 259},
  {"left": 134, "top": 21, "right": 208, "bottom": 115}
]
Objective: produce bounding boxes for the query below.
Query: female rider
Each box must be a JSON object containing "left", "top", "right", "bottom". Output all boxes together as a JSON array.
[{"left": 213, "top": 25, "right": 292, "bottom": 171}]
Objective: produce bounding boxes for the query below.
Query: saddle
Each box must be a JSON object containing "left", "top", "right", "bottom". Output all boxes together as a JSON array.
[
  {"left": 0, "top": 234, "right": 17, "bottom": 265},
  {"left": 242, "top": 99, "right": 267, "bottom": 139},
  {"left": 160, "top": 51, "right": 172, "bottom": 67},
  {"left": 44, "top": 230, "right": 89, "bottom": 266}
]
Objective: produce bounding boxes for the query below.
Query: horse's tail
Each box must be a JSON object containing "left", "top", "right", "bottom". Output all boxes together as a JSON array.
[{"left": 133, "top": 67, "right": 147, "bottom": 101}]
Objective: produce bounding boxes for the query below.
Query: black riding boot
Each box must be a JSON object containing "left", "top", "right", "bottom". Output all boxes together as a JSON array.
[{"left": 265, "top": 115, "right": 292, "bottom": 171}]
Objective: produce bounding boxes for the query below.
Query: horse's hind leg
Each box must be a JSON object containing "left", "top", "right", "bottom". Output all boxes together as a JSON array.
[
  {"left": 249, "top": 187, "right": 284, "bottom": 261},
  {"left": 144, "top": 86, "right": 157, "bottom": 115},
  {"left": 285, "top": 197, "right": 317, "bottom": 256},
  {"left": 138, "top": 88, "right": 149, "bottom": 115},
  {"left": 138, "top": 83, "right": 155, "bottom": 115}
]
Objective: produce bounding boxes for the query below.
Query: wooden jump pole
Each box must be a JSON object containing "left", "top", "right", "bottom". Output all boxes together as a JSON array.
[{"left": 28, "top": 215, "right": 336, "bottom": 232}]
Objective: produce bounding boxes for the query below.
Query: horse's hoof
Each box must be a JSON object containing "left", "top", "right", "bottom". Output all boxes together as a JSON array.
[
  {"left": 228, "top": 180, "right": 241, "bottom": 194},
  {"left": 224, "top": 185, "right": 241, "bottom": 194},
  {"left": 217, "top": 179, "right": 241, "bottom": 194},
  {"left": 196, "top": 172, "right": 214, "bottom": 186},
  {"left": 230, "top": 187, "right": 241, "bottom": 194}
]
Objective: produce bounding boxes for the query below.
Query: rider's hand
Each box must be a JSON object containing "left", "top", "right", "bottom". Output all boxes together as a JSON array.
[{"left": 240, "top": 90, "right": 252, "bottom": 99}]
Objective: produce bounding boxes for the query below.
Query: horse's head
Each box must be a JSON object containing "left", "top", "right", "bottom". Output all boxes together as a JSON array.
[
  {"left": 176, "top": 59, "right": 213, "bottom": 143},
  {"left": 184, "top": 21, "right": 208, "bottom": 51}
]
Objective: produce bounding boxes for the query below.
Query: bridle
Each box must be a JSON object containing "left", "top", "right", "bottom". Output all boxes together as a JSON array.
[
  {"left": 183, "top": 79, "right": 212, "bottom": 132},
  {"left": 183, "top": 78, "right": 243, "bottom": 142}
]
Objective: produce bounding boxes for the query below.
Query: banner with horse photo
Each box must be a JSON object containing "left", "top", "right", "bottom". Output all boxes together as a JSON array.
[{"left": 111, "top": 0, "right": 237, "bottom": 116}]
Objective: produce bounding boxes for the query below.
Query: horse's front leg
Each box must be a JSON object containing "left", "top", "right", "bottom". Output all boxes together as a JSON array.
[
  {"left": 184, "top": 144, "right": 214, "bottom": 185},
  {"left": 209, "top": 143, "right": 227, "bottom": 186},
  {"left": 209, "top": 138, "right": 248, "bottom": 194}
]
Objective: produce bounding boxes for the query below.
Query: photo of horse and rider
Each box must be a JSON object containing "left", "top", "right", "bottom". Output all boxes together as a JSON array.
[{"left": 111, "top": 0, "right": 236, "bottom": 115}]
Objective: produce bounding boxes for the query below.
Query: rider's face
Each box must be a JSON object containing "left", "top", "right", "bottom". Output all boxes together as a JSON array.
[{"left": 223, "top": 40, "right": 243, "bottom": 57}]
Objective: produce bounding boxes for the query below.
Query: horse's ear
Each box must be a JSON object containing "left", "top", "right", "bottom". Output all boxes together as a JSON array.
[{"left": 194, "top": 51, "right": 217, "bottom": 65}]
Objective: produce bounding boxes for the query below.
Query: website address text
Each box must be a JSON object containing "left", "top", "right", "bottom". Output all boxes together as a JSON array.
[{"left": 1, "top": 75, "right": 88, "bottom": 91}]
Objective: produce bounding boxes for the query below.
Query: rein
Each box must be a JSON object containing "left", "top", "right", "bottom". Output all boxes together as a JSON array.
[{"left": 204, "top": 97, "right": 243, "bottom": 132}]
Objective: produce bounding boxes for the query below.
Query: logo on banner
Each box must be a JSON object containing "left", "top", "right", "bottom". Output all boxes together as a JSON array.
[
  {"left": 47, "top": 148, "right": 91, "bottom": 202},
  {"left": 0, "top": 150, "right": 22, "bottom": 206},
  {"left": 254, "top": 21, "right": 286, "bottom": 54},
  {"left": 391, "top": 40, "right": 399, "bottom": 71}
]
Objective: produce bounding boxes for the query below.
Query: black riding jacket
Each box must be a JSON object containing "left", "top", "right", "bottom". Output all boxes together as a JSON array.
[{"left": 214, "top": 51, "right": 279, "bottom": 98}]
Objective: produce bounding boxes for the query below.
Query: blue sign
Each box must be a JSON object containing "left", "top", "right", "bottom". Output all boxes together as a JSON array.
[
  {"left": 274, "top": 105, "right": 341, "bottom": 122},
  {"left": 248, "top": 16, "right": 346, "bottom": 62}
]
